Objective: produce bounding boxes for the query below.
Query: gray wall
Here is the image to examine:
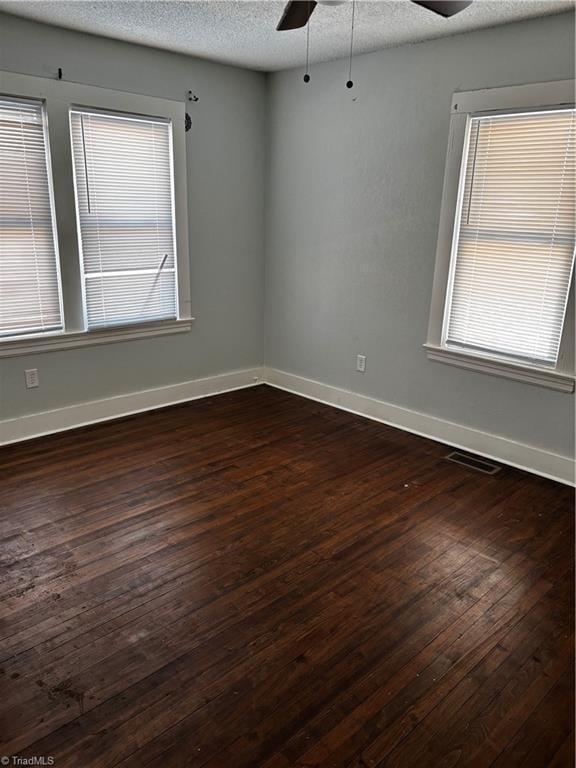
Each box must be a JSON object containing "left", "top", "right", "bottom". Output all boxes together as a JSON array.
[
  {"left": 1, "top": 10, "right": 574, "bottom": 461},
  {"left": 0, "top": 13, "right": 267, "bottom": 418},
  {"left": 265, "top": 11, "right": 575, "bottom": 458}
]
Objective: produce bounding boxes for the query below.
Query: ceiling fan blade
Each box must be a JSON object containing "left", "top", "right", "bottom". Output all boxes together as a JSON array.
[
  {"left": 411, "top": 1, "right": 473, "bottom": 17},
  {"left": 277, "top": 0, "right": 318, "bottom": 31}
]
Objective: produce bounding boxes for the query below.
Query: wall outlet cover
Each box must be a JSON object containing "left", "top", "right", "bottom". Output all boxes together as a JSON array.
[{"left": 25, "top": 368, "right": 39, "bottom": 389}]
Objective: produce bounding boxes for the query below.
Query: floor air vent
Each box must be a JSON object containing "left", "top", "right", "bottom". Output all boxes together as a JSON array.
[{"left": 445, "top": 451, "right": 501, "bottom": 475}]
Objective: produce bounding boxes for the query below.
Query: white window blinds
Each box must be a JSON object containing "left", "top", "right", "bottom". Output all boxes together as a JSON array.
[
  {"left": 70, "top": 110, "right": 177, "bottom": 330},
  {"left": 0, "top": 98, "right": 62, "bottom": 338},
  {"left": 445, "top": 109, "right": 576, "bottom": 365}
]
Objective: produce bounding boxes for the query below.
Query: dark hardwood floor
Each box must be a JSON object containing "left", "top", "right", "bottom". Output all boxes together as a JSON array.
[{"left": 0, "top": 385, "right": 573, "bottom": 767}]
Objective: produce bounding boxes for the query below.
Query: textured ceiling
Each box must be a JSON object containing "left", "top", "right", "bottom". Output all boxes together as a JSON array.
[{"left": 0, "top": 0, "right": 572, "bottom": 72}]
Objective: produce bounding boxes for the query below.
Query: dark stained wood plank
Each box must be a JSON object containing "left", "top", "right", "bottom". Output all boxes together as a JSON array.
[{"left": 0, "top": 385, "right": 572, "bottom": 768}]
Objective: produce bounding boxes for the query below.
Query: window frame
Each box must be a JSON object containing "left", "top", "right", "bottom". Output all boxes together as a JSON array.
[
  {"left": 425, "top": 80, "right": 575, "bottom": 394},
  {"left": 0, "top": 71, "right": 192, "bottom": 359}
]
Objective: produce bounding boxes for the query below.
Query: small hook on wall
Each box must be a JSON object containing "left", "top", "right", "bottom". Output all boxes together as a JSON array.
[{"left": 57, "top": 67, "right": 63, "bottom": 80}]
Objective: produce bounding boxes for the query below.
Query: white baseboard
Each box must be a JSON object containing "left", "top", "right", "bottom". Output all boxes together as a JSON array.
[
  {"left": 0, "top": 367, "right": 264, "bottom": 446},
  {"left": 2, "top": 365, "right": 573, "bottom": 486},
  {"left": 263, "top": 368, "right": 575, "bottom": 487}
]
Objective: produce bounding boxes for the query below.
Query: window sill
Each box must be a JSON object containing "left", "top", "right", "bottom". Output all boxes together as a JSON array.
[
  {"left": 424, "top": 343, "right": 575, "bottom": 393},
  {"left": 0, "top": 318, "right": 194, "bottom": 359}
]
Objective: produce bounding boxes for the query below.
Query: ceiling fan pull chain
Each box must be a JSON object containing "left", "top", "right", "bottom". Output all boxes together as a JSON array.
[
  {"left": 304, "top": 1, "right": 312, "bottom": 82},
  {"left": 346, "top": 0, "right": 356, "bottom": 89}
]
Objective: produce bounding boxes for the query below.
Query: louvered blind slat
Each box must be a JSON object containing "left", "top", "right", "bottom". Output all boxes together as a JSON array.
[
  {"left": 70, "top": 110, "right": 177, "bottom": 330},
  {"left": 0, "top": 98, "right": 63, "bottom": 338},
  {"left": 446, "top": 109, "right": 576, "bottom": 365}
]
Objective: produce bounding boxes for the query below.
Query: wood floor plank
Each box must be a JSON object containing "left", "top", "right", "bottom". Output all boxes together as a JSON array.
[{"left": 0, "top": 386, "right": 572, "bottom": 768}]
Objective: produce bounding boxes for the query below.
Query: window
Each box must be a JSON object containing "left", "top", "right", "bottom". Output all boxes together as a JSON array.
[
  {"left": 0, "top": 97, "right": 62, "bottom": 338},
  {"left": 445, "top": 109, "right": 575, "bottom": 365},
  {"left": 0, "top": 71, "right": 191, "bottom": 358},
  {"left": 70, "top": 110, "right": 178, "bottom": 330},
  {"left": 426, "top": 81, "right": 575, "bottom": 392}
]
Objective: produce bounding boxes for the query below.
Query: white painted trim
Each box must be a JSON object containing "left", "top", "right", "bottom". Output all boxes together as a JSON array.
[
  {"left": 0, "top": 319, "right": 194, "bottom": 359},
  {"left": 452, "top": 79, "right": 575, "bottom": 114},
  {"left": 263, "top": 368, "right": 575, "bottom": 487},
  {"left": 424, "top": 344, "right": 575, "bottom": 393},
  {"left": 0, "top": 367, "right": 264, "bottom": 446}
]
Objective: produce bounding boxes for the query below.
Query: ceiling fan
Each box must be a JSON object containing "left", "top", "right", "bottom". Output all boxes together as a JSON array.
[{"left": 276, "top": 1, "right": 473, "bottom": 31}]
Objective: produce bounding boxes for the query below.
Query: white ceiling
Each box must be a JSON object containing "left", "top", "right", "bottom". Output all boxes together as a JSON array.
[{"left": 0, "top": 0, "right": 572, "bottom": 72}]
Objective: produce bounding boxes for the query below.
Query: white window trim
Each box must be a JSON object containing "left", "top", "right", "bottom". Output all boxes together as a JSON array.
[
  {"left": 0, "top": 71, "right": 193, "bottom": 358},
  {"left": 0, "top": 319, "right": 193, "bottom": 358},
  {"left": 425, "top": 80, "right": 575, "bottom": 394}
]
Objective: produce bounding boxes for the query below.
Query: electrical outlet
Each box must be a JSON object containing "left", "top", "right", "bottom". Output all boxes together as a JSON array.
[
  {"left": 356, "top": 354, "right": 366, "bottom": 373},
  {"left": 25, "top": 368, "right": 39, "bottom": 389}
]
